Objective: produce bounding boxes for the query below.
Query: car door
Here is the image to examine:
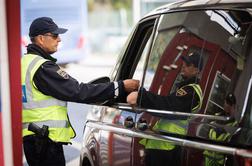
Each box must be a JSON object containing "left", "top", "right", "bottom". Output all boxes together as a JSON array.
[
  {"left": 81, "top": 16, "right": 158, "bottom": 166},
  {"left": 129, "top": 9, "right": 252, "bottom": 166}
]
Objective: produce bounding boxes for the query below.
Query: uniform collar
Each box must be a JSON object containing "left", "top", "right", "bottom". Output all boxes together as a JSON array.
[
  {"left": 26, "top": 44, "right": 57, "bottom": 62},
  {"left": 177, "top": 77, "right": 199, "bottom": 88}
]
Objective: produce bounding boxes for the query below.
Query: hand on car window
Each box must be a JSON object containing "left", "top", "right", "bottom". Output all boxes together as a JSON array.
[
  {"left": 127, "top": 91, "right": 138, "bottom": 105},
  {"left": 123, "top": 79, "right": 140, "bottom": 93}
]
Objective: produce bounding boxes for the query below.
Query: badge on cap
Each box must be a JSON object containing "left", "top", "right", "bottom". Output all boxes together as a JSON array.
[
  {"left": 176, "top": 88, "right": 188, "bottom": 96},
  {"left": 56, "top": 69, "right": 69, "bottom": 79}
]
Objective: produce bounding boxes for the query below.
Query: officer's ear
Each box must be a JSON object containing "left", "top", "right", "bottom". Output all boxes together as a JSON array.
[
  {"left": 192, "top": 65, "right": 200, "bottom": 75},
  {"left": 33, "top": 35, "right": 44, "bottom": 46}
]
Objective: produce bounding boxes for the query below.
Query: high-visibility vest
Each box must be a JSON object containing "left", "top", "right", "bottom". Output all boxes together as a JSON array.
[
  {"left": 22, "top": 54, "right": 75, "bottom": 143},
  {"left": 140, "top": 84, "right": 203, "bottom": 150},
  {"left": 203, "top": 120, "right": 238, "bottom": 166}
]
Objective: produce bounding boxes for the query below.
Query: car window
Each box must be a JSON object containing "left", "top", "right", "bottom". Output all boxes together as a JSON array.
[
  {"left": 132, "top": 28, "right": 153, "bottom": 81},
  {"left": 143, "top": 26, "right": 180, "bottom": 91},
  {"left": 135, "top": 9, "right": 252, "bottom": 147},
  {"left": 112, "top": 17, "right": 157, "bottom": 81}
]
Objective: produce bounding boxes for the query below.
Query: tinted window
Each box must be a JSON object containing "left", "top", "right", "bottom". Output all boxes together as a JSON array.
[
  {"left": 134, "top": 9, "right": 252, "bottom": 146},
  {"left": 112, "top": 18, "right": 156, "bottom": 80}
]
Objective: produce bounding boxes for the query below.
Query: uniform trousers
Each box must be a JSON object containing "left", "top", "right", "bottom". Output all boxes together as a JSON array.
[
  {"left": 23, "top": 135, "right": 65, "bottom": 166},
  {"left": 145, "top": 147, "right": 182, "bottom": 166}
]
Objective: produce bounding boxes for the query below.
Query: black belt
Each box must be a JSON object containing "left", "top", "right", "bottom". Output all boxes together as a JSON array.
[{"left": 23, "top": 135, "right": 68, "bottom": 145}]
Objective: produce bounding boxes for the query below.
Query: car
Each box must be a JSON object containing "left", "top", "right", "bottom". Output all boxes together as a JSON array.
[{"left": 79, "top": 0, "right": 252, "bottom": 165}]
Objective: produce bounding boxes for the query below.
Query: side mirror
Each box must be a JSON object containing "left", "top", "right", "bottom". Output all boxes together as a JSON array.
[{"left": 88, "top": 76, "right": 110, "bottom": 84}]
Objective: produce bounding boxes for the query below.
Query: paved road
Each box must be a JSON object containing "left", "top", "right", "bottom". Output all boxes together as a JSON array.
[{"left": 64, "top": 102, "right": 91, "bottom": 166}]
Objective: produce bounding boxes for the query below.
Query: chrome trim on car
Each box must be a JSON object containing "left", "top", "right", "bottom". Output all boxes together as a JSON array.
[
  {"left": 116, "top": 104, "right": 229, "bottom": 121},
  {"left": 86, "top": 121, "right": 252, "bottom": 158},
  {"left": 240, "top": 75, "right": 252, "bottom": 121}
]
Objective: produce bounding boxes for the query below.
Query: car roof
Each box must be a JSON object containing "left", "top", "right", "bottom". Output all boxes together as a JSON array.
[{"left": 143, "top": 0, "right": 252, "bottom": 19}]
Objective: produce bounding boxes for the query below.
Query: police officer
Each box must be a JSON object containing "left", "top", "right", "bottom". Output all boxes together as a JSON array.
[
  {"left": 22, "top": 17, "right": 139, "bottom": 166},
  {"left": 127, "top": 52, "right": 203, "bottom": 166},
  {"left": 203, "top": 93, "right": 238, "bottom": 166}
]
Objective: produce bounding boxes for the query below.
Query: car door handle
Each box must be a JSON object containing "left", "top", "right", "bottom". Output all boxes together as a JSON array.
[
  {"left": 137, "top": 118, "right": 148, "bottom": 131},
  {"left": 124, "top": 116, "right": 135, "bottom": 129}
]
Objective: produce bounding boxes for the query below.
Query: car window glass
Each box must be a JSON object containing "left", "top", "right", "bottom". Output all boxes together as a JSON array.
[
  {"left": 132, "top": 30, "right": 152, "bottom": 81},
  {"left": 135, "top": 9, "right": 252, "bottom": 147},
  {"left": 143, "top": 26, "right": 179, "bottom": 90},
  {"left": 110, "top": 25, "right": 137, "bottom": 79},
  {"left": 206, "top": 72, "right": 231, "bottom": 115}
]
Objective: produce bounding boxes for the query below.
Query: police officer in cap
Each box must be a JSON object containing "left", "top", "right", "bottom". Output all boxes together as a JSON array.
[
  {"left": 127, "top": 52, "right": 203, "bottom": 166},
  {"left": 127, "top": 52, "right": 203, "bottom": 112},
  {"left": 22, "top": 17, "right": 139, "bottom": 166},
  {"left": 204, "top": 92, "right": 238, "bottom": 166}
]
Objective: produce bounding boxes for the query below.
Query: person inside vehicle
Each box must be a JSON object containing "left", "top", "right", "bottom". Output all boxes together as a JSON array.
[
  {"left": 22, "top": 17, "right": 139, "bottom": 166},
  {"left": 127, "top": 52, "right": 203, "bottom": 112},
  {"left": 127, "top": 51, "right": 203, "bottom": 111},
  {"left": 127, "top": 52, "right": 203, "bottom": 166}
]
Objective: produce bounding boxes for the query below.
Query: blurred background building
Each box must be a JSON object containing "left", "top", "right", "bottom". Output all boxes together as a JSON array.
[
  {"left": 21, "top": 0, "right": 177, "bottom": 65},
  {"left": 88, "top": 0, "right": 177, "bottom": 57}
]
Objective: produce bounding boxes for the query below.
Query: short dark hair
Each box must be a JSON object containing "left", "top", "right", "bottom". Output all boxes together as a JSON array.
[{"left": 30, "top": 37, "right": 36, "bottom": 43}]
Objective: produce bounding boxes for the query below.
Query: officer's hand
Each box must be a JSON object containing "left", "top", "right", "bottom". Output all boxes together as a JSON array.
[
  {"left": 127, "top": 91, "right": 138, "bottom": 105},
  {"left": 123, "top": 79, "right": 139, "bottom": 93}
]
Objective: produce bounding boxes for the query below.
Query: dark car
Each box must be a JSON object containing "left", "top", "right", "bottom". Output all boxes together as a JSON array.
[{"left": 80, "top": 0, "right": 252, "bottom": 165}]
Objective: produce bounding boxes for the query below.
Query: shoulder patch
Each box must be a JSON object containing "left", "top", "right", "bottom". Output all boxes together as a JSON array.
[
  {"left": 176, "top": 88, "right": 188, "bottom": 96},
  {"left": 56, "top": 69, "right": 69, "bottom": 79}
]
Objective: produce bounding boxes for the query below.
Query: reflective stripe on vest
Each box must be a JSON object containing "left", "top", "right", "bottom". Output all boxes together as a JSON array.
[
  {"left": 209, "top": 129, "right": 230, "bottom": 142},
  {"left": 23, "top": 56, "right": 67, "bottom": 109},
  {"left": 154, "top": 119, "right": 188, "bottom": 135},
  {"left": 22, "top": 54, "right": 75, "bottom": 142},
  {"left": 208, "top": 120, "right": 237, "bottom": 142},
  {"left": 186, "top": 84, "right": 203, "bottom": 113},
  {"left": 23, "top": 99, "right": 66, "bottom": 109},
  {"left": 141, "top": 83, "right": 203, "bottom": 150},
  {"left": 203, "top": 150, "right": 225, "bottom": 166},
  {"left": 22, "top": 120, "right": 69, "bottom": 129},
  {"left": 203, "top": 120, "right": 238, "bottom": 166}
]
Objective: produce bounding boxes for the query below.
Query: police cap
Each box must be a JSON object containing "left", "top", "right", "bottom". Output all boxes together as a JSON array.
[
  {"left": 181, "top": 52, "right": 203, "bottom": 71},
  {"left": 29, "top": 17, "right": 67, "bottom": 37}
]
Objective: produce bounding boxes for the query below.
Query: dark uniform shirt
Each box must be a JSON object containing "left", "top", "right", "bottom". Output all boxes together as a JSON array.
[
  {"left": 137, "top": 77, "right": 200, "bottom": 113},
  {"left": 26, "top": 44, "right": 125, "bottom": 103}
]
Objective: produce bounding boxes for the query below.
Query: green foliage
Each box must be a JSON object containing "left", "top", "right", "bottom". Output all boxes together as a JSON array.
[
  {"left": 88, "top": 0, "right": 132, "bottom": 11},
  {"left": 111, "top": 0, "right": 132, "bottom": 9},
  {"left": 88, "top": 0, "right": 95, "bottom": 11}
]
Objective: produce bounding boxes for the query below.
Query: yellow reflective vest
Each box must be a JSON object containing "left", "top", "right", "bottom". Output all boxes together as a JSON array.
[
  {"left": 140, "top": 84, "right": 203, "bottom": 150},
  {"left": 22, "top": 54, "right": 75, "bottom": 143},
  {"left": 203, "top": 120, "right": 238, "bottom": 166}
]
